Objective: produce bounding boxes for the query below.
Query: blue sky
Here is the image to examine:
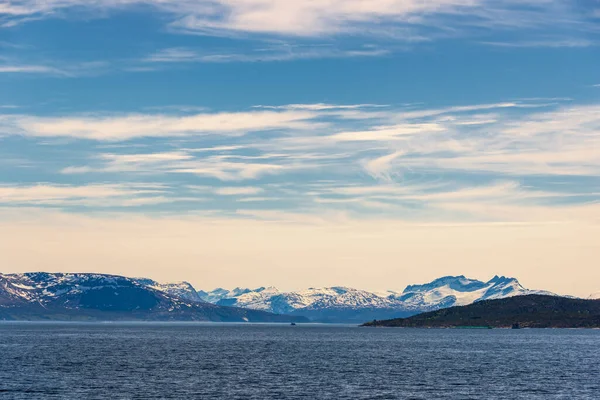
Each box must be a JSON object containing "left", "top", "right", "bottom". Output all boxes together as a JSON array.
[{"left": 0, "top": 1, "right": 599, "bottom": 294}]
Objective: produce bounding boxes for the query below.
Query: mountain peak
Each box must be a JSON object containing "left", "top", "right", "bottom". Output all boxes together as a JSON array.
[
  {"left": 486, "top": 275, "right": 518, "bottom": 284},
  {"left": 402, "top": 275, "right": 486, "bottom": 294}
]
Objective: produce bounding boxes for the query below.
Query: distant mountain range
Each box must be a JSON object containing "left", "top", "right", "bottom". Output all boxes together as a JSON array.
[
  {"left": 0, "top": 273, "right": 305, "bottom": 323},
  {"left": 363, "top": 295, "right": 600, "bottom": 328},
  {"left": 200, "top": 276, "right": 555, "bottom": 322},
  {"left": 1, "top": 272, "right": 574, "bottom": 323}
]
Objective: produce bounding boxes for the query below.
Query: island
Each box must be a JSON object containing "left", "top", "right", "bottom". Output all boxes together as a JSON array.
[{"left": 362, "top": 295, "right": 600, "bottom": 328}]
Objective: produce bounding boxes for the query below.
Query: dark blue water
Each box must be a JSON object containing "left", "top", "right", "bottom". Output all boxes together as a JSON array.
[{"left": 0, "top": 323, "right": 598, "bottom": 399}]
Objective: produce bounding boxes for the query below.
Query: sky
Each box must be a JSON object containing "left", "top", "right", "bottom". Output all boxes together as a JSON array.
[{"left": 0, "top": 0, "right": 599, "bottom": 296}]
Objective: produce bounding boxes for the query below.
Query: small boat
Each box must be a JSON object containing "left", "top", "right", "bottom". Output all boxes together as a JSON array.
[
  {"left": 290, "top": 322, "right": 296, "bottom": 326},
  {"left": 512, "top": 323, "right": 521, "bottom": 329}
]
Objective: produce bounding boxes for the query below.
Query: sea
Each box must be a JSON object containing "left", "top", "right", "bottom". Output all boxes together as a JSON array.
[{"left": 0, "top": 323, "right": 598, "bottom": 399}]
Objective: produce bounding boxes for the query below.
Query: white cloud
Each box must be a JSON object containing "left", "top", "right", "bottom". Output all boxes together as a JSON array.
[
  {"left": 4, "top": 99, "right": 598, "bottom": 223},
  {"left": 214, "top": 186, "right": 264, "bottom": 196},
  {"left": 362, "top": 151, "right": 404, "bottom": 181},
  {"left": 61, "top": 151, "right": 291, "bottom": 181},
  {"left": 3, "top": 0, "right": 593, "bottom": 43},
  {"left": 38, "top": 100, "right": 600, "bottom": 183},
  {"left": 0, "top": 65, "right": 65, "bottom": 74},
  {"left": 0, "top": 183, "right": 164, "bottom": 206},
  {"left": 255, "top": 103, "right": 389, "bottom": 111},
  {"left": 311, "top": 180, "right": 579, "bottom": 213},
  {"left": 0, "top": 60, "right": 110, "bottom": 76},
  {"left": 172, "top": 159, "right": 285, "bottom": 181},
  {"left": 342, "top": 103, "right": 600, "bottom": 177},
  {"left": 480, "top": 39, "right": 596, "bottom": 48},
  {"left": 61, "top": 152, "right": 193, "bottom": 174},
  {"left": 7, "top": 110, "right": 321, "bottom": 140},
  {"left": 330, "top": 123, "right": 446, "bottom": 142},
  {"left": 143, "top": 47, "right": 200, "bottom": 63},
  {"left": 144, "top": 45, "right": 390, "bottom": 63},
  {"left": 168, "top": 0, "right": 474, "bottom": 36},
  {"left": 393, "top": 102, "right": 522, "bottom": 120}
]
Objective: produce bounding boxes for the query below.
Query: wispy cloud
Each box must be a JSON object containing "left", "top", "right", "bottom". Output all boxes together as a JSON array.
[
  {"left": 27, "top": 99, "right": 597, "bottom": 182},
  {"left": 254, "top": 103, "right": 389, "bottom": 111},
  {"left": 0, "top": 183, "right": 171, "bottom": 207},
  {"left": 5, "top": 109, "right": 323, "bottom": 140},
  {"left": 480, "top": 39, "right": 596, "bottom": 48},
  {"left": 0, "top": 65, "right": 65, "bottom": 74},
  {"left": 61, "top": 151, "right": 292, "bottom": 181},
  {"left": 362, "top": 151, "right": 404, "bottom": 181},
  {"left": 4, "top": 100, "right": 599, "bottom": 221},
  {"left": 214, "top": 186, "right": 264, "bottom": 196},
  {"left": 0, "top": 60, "right": 110, "bottom": 76},
  {"left": 3, "top": 0, "right": 596, "bottom": 46},
  {"left": 165, "top": 0, "right": 596, "bottom": 39},
  {"left": 144, "top": 44, "right": 390, "bottom": 64}
]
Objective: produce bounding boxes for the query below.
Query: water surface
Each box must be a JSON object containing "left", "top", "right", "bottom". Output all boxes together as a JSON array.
[{"left": 1, "top": 323, "right": 598, "bottom": 399}]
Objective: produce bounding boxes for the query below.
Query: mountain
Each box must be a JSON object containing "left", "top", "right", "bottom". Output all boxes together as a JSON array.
[
  {"left": 1, "top": 272, "right": 558, "bottom": 323},
  {"left": 200, "top": 287, "right": 256, "bottom": 304},
  {"left": 387, "top": 275, "right": 553, "bottom": 309},
  {"left": 207, "top": 286, "right": 409, "bottom": 323},
  {"left": 362, "top": 295, "right": 600, "bottom": 328},
  {"left": 199, "top": 275, "right": 554, "bottom": 323},
  {"left": 0, "top": 272, "right": 306, "bottom": 323},
  {"left": 133, "top": 278, "right": 203, "bottom": 302}
]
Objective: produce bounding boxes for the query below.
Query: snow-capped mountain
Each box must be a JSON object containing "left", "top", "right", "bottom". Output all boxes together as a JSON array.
[
  {"left": 199, "top": 275, "right": 555, "bottom": 322},
  {"left": 0, "top": 272, "right": 560, "bottom": 323},
  {"left": 0, "top": 272, "right": 305, "bottom": 323},
  {"left": 133, "top": 278, "right": 203, "bottom": 303},
  {"left": 210, "top": 286, "right": 401, "bottom": 316},
  {"left": 388, "top": 275, "right": 553, "bottom": 310},
  {"left": 198, "top": 287, "right": 254, "bottom": 304}
]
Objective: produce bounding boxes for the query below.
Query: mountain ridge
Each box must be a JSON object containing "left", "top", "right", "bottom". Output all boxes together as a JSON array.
[
  {"left": 0, "top": 272, "right": 306, "bottom": 323},
  {"left": 1, "top": 272, "right": 566, "bottom": 323},
  {"left": 199, "top": 275, "right": 556, "bottom": 322}
]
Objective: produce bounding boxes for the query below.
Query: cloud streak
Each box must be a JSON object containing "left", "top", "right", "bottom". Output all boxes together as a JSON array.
[
  {"left": 0, "top": 65, "right": 65, "bottom": 74},
  {"left": 3, "top": 0, "right": 596, "bottom": 44},
  {"left": 0, "top": 183, "right": 170, "bottom": 207},
  {"left": 5, "top": 110, "right": 322, "bottom": 140},
  {"left": 144, "top": 45, "right": 390, "bottom": 64},
  {"left": 2, "top": 100, "right": 599, "bottom": 224}
]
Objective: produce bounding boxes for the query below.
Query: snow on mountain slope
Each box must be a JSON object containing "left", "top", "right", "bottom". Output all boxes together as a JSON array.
[
  {"left": 202, "top": 275, "right": 556, "bottom": 319},
  {"left": 1, "top": 272, "right": 561, "bottom": 323},
  {"left": 391, "top": 275, "right": 553, "bottom": 309},
  {"left": 0, "top": 273, "right": 204, "bottom": 305},
  {"left": 0, "top": 272, "right": 217, "bottom": 314},
  {"left": 0, "top": 273, "right": 307, "bottom": 322},
  {"left": 133, "top": 278, "right": 203, "bottom": 302},
  {"left": 214, "top": 286, "right": 402, "bottom": 315},
  {"left": 200, "top": 287, "right": 270, "bottom": 305}
]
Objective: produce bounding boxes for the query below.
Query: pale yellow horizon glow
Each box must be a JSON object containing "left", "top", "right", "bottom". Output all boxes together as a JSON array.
[{"left": 1, "top": 209, "right": 598, "bottom": 298}]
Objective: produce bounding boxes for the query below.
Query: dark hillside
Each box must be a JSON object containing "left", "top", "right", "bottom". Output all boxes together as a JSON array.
[{"left": 363, "top": 295, "right": 600, "bottom": 328}]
